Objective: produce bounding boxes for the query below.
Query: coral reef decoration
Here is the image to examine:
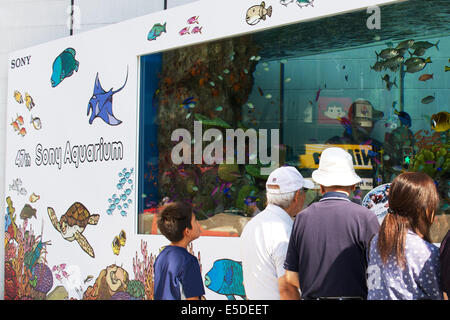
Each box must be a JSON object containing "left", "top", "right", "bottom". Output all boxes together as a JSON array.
[{"left": 133, "top": 239, "right": 155, "bottom": 300}]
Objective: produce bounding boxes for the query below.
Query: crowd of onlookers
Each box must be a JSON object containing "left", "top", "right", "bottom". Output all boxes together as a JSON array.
[{"left": 151, "top": 147, "right": 449, "bottom": 300}]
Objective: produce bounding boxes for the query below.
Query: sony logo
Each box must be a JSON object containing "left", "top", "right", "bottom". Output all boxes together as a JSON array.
[{"left": 11, "top": 56, "right": 31, "bottom": 69}]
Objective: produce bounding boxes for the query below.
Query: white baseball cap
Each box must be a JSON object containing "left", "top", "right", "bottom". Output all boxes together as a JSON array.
[
  {"left": 266, "top": 166, "right": 314, "bottom": 194},
  {"left": 312, "top": 147, "right": 362, "bottom": 187}
]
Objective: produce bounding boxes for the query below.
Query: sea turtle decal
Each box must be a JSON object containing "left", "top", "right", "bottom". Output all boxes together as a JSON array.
[{"left": 47, "top": 202, "right": 100, "bottom": 258}]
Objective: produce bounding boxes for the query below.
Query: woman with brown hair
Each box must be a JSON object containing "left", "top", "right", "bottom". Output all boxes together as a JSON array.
[{"left": 366, "top": 172, "right": 443, "bottom": 300}]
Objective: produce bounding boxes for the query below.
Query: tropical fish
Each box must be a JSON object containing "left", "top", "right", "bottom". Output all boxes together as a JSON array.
[
  {"left": 405, "top": 57, "right": 431, "bottom": 73},
  {"left": 381, "top": 56, "right": 404, "bottom": 72},
  {"left": 87, "top": 68, "right": 128, "bottom": 126},
  {"left": 421, "top": 95, "right": 435, "bottom": 104},
  {"left": 370, "top": 61, "right": 384, "bottom": 72},
  {"left": 147, "top": 22, "right": 167, "bottom": 41},
  {"left": 194, "top": 114, "right": 232, "bottom": 128},
  {"left": 395, "top": 39, "right": 414, "bottom": 50},
  {"left": 191, "top": 26, "right": 202, "bottom": 34},
  {"left": 265, "top": 93, "right": 272, "bottom": 99},
  {"left": 284, "top": 77, "right": 291, "bottom": 83},
  {"left": 180, "top": 97, "right": 198, "bottom": 109},
  {"left": 381, "top": 74, "right": 397, "bottom": 91},
  {"left": 18, "top": 127, "right": 27, "bottom": 137},
  {"left": 245, "top": 1, "right": 272, "bottom": 26},
  {"left": 29, "top": 193, "right": 40, "bottom": 203},
  {"left": 14, "top": 90, "right": 24, "bottom": 104},
  {"left": 394, "top": 109, "right": 411, "bottom": 128},
  {"left": 20, "top": 204, "right": 37, "bottom": 220},
  {"left": 412, "top": 47, "right": 427, "bottom": 57},
  {"left": 411, "top": 40, "right": 439, "bottom": 51},
  {"left": 179, "top": 27, "right": 190, "bottom": 36},
  {"left": 25, "top": 93, "right": 35, "bottom": 110},
  {"left": 418, "top": 74, "right": 433, "bottom": 82},
  {"left": 375, "top": 48, "right": 399, "bottom": 60},
  {"left": 431, "top": 112, "right": 449, "bottom": 132},
  {"left": 205, "top": 259, "right": 246, "bottom": 300},
  {"left": 187, "top": 16, "right": 199, "bottom": 24},
  {"left": 51, "top": 48, "right": 79, "bottom": 87},
  {"left": 445, "top": 66, "right": 450, "bottom": 72},
  {"left": 30, "top": 115, "right": 42, "bottom": 130}
]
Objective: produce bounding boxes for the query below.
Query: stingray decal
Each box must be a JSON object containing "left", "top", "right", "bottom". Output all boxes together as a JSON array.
[
  {"left": 51, "top": 48, "right": 79, "bottom": 87},
  {"left": 87, "top": 67, "right": 128, "bottom": 126}
]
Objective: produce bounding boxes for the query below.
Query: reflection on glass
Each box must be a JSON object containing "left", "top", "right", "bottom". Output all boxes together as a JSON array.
[{"left": 138, "top": 1, "right": 449, "bottom": 241}]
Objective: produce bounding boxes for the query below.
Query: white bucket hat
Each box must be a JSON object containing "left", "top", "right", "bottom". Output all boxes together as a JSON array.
[
  {"left": 312, "top": 147, "right": 362, "bottom": 187},
  {"left": 266, "top": 166, "right": 314, "bottom": 194}
]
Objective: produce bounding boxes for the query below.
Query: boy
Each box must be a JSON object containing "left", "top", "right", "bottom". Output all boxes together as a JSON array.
[{"left": 153, "top": 202, "right": 205, "bottom": 300}]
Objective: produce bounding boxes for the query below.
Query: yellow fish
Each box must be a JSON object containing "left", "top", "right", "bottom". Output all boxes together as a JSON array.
[
  {"left": 112, "top": 229, "right": 126, "bottom": 255},
  {"left": 14, "top": 90, "right": 23, "bottom": 104},
  {"left": 25, "top": 93, "right": 35, "bottom": 110},
  {"left": 29, "top": 192, "right": 40, "bottom": 203},
  {"left": 431, "top": 111, "right": 450, "bottom": 132}
]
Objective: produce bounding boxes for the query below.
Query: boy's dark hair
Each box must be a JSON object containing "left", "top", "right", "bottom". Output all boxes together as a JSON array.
[{"left": 157, "top": 202, "right": 193, "bottom": 243}]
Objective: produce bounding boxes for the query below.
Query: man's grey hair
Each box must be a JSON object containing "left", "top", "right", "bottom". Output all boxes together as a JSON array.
[{"left": 266, "top": 189, "right": 301, "bottom": 209}]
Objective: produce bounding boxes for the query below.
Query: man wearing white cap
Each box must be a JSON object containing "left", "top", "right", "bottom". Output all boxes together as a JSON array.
[
  {"left": 241, "top": 166, "right": 314, "bottom": 300},
  {"left": 284, "top": 147, "right": 379, "bottom": 300}
]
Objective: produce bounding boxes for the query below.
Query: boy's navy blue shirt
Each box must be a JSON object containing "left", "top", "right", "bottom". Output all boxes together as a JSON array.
[
  {"left": 154, "top": 245, "right": 205, "bottom": 300},
  {"left": 284, "top": 191, "right": 380, "bottom": 299}
]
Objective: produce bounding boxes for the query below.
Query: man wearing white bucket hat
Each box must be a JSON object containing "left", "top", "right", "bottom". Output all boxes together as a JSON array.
[
  {"left": 241, "top": 166, "right": 314, "bottom": 300},
  {"left": 284, "top": 147, "right": 379, "bottom": 300}
]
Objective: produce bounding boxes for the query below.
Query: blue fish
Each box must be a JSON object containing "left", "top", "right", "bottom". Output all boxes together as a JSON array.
[
  {"left": 51, "top": 48, "right": 79, "bottom": 87},
  {"left": 205, "top": 259, "right": 247, "bottom": 300},
  {"left": 147, "top": 22, "right": 167, "bottom": 41},
  {"left": 394, "top": 109, "right": 412, "bottom": 128},
  {"left": 87, "top": 68, "right": 128, "bottom": 126}
]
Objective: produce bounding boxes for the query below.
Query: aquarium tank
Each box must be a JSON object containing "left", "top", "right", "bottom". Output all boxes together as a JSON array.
[{"left": 137, "top": 0, "right": 450, "bottom": 242}]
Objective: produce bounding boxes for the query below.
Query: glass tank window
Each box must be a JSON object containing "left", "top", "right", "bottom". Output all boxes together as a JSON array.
[{"left": 137, "top": 0, "right": 449, "bottom": 242}]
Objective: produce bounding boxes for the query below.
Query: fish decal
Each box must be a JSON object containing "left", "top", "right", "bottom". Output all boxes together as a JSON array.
[
  {"left": 246, "top": 1, "right": 272, "bottom": 26},
  {"left": 51, "top": 48, "right": 79, "bottom": 87},
  {"left": 112, "top": 230, "right": 126, "bottom": 255},
  {"left": 25, "top": 93, "right": 35, "bottom": 110},
  {"left": 14, "top": 90, "right": 24, "bottom": 104},
  {"left": 179, "top": 27, "right": 190, "bottom": 36},
  {"left": 147, "top": 22, "right": 167, "bottom": 41},
  {"left": 87, "top": 67, "right": 128, "bottom": 126},
  {"left": 29, "top": 192, "right": 40, "bottom": 203},
  {"left": 192, "top": 26, "right": 202, "bottom": 34},
  {"left": 20, "top": 204, "right": 37, "bottom": 220},
  {"left": 280, "top": 0, "right": 314, "bottom": 8},
  {"left": 205, "top": 259, "right": 246, "bottom": 300},
  {"left": 187, "top": 16, "right": 199, "bottom": 24},
  {"left": 431, "top": 111, "right": 450, "bottom": 132}
]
